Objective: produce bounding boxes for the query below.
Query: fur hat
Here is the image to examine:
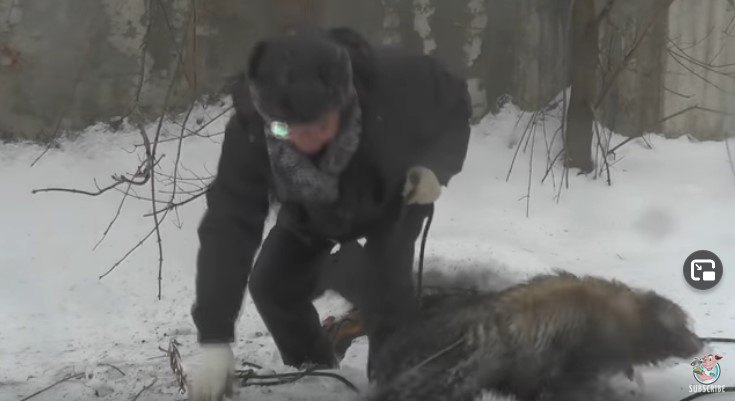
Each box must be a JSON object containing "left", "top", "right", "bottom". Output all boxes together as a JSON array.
[{"left": 247, "top": 31, "right": 355, "bottom": 124}]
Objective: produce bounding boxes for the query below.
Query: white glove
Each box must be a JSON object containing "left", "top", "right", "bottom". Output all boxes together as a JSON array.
[
  {"left": 187, "top": 343, "right": 235, "bottom": 401},
  {"left": 402, "top": 166, "right": 441, "bottom": 204}
]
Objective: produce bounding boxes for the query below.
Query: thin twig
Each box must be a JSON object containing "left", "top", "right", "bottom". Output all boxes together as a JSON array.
[
  {"left": 93, "top": 181, "right": 133, "bottom": 250},
  {"left": 541, "top": 111, "right": 553, "bottom": 186},
  {"left": 30, "top": 112, "right": 65, "bottom": 167},
  {"left": 19, "top": 373, "right": 85, "bottom": 401},
  {"left": 607, "top": 136, "right": 635, "bottom": 155},
  {"left": 32, "top": 155, "right": 163, "bottom": 195},
  {"left": 114, "top": 0, "right": 153, "bottom": 123},
  {"left": 659, "top": 104, "right": 735, "bottom": 124},
  {"left": 145, "top": 54, "right": 182, "bottom": 300},
  {"left": 522, "top": 111, "right": 537, "bottom": 153},
  {"left": 236, "top": 368, "right": 359, "bottom": 392},
  {"left": 663, "top": 85, "right": 694, "bottom": 99},
  {"left": 526, "top": 118, "right": 536, "bottom": 218},
  {"left": 134, "top": 1, "right": 151, "bottom": 106},
  {"left": 144, "top": 187, "right": 210, "bottom": 217},
  {"left": 594, "top": 0, "right": 675, "bottom": 110},
  {"left": 151, "top": 162, "right": 165, "bottom": 300},
  {"left": 668, "top": 38, "right": 735, "bottom": 72},
  {"left": 555, "top": 166, "right": 569, "bottom": 204},
  {"left": 556, "top": 87, "right": 569, "bottom": 198},
  {"left": 97, "top": 212, "right": 168, "bottom": 280},
  {"left": 32, "top": 180, "right": 125, "bottom": 196},
  {"left": 506, "top": 112, "right": 537, "bottom": 182},
  {"left": 541, "top": 148, "right": 564, "bottom": 184},
  {"left": 30, "top": 18, "right": 100, "bottom": 167},
  {"left": 726, "top": 136, "right": 735, "bottom": 182},
  {"left": 100, "top": 363, "right": 127, "bottom": 376},
  {"left": 131, "top": 377, "right": 158, "bottom": 401},
  {"left": 154, "top": 0, "right": 191, "bottom": 84},
  {"left": 667, "top": 51, "right": 734, "bottom": 95},
  {"left": 594, "top": 123, "right": 612, "bottom": 185},
  {"left": 133, "top": 106, "right": 231, "bottom": 148},
  {"left": 168, "top": 102, "right": 196, "bottom": 210}
]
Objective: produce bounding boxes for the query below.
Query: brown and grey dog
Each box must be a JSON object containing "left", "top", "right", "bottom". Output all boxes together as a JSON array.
[{"left": 365, "top": 271, "right": 703, "bottom": 401}]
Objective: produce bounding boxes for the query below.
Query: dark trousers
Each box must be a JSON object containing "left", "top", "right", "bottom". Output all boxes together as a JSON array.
[{"left": 248, "top": 204, "right": 431, "bottom": 372}]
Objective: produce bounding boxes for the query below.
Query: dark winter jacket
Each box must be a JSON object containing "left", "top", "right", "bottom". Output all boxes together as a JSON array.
[{"left": 193, "top": 28, "right": 472, "bottom": 343}]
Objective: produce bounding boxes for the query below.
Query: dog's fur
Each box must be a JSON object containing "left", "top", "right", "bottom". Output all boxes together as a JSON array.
[{"left": 367, "top": 272, "right": 703, "bottom": 401}]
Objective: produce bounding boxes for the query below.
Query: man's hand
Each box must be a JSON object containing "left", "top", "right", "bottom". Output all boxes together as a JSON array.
[
  {"left": 402, "top": 166, "right": 441, "bottom": 205},
  {"left": 187, "top": 343, "right": 235, "bottom": 401}
]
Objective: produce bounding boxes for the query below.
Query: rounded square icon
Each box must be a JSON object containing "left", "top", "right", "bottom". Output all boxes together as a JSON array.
[
  {"left": 691, "top": 259, "right": 716, "bottom": 281},
  {"left": 684, "top": 251, "right": 723, "bottom": 290}
]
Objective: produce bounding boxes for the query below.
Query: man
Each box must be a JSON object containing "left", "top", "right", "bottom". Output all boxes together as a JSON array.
[{"left": 188, "top": 27, "right": 471, "bottom": 400}]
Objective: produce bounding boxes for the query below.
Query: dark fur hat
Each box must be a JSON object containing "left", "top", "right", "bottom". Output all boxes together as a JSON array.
[{"left": 247, "top": 30, "right": 355, "bottom": 124}]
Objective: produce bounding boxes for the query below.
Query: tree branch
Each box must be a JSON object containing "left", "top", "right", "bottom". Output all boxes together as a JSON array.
[
  {"left": 594, "top": 0, "right": 675, "bottom": 110},
  {"left": 19, "top": 373, "right": 85, "bottom": 401}
]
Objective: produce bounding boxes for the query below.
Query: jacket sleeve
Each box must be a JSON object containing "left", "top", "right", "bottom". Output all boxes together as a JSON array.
[
  {"left": 192, "top": 114, "right": 270, "bottom": 343},
  {"left": 416, "top": 57, "right": 472, "bottom": 186}
]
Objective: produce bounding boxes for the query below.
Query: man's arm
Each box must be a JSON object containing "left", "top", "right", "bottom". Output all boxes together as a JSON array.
[
  {"left": 192, "top": 114, "right": 270, "bottom": 343},
  {"left": 415, "top": 57, "right": 472, "bottom": 186}
]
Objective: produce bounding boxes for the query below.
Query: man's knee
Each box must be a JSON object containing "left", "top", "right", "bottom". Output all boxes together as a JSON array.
[{"left": 247, "top": 264, "right": 274, "bottom": 306}]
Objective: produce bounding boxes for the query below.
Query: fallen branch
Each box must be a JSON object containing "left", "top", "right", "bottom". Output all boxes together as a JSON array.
[
  {"left": 100, "top": 363, "right": 126, "bottom": 376},
  {"left": 131, "top": 377, "right": 158, "bottom": 401},
  {"left": 236, "top": 367, "right": 359, "bottom": 393},
  {"left": 19, "top": 372, "right": 85, "bottom": 401}
]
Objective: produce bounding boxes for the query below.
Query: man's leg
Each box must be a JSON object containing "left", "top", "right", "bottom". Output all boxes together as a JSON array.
[{"left": 248, "top": 224, "right": 337, "bottom": 368}]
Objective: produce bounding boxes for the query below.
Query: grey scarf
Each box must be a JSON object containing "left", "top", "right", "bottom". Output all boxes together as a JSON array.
[{"left": 265, "top": 102, "right": 362, "bottom": 203}]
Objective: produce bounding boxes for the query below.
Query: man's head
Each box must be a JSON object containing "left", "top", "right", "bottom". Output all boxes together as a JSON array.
[{"left": 247, "top": 31, "right": 355, "bottom": 155}]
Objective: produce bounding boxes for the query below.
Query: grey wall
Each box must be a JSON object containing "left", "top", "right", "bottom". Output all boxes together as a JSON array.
[{"left": 0, "top": 0, "right": 732, "bottom": 141}]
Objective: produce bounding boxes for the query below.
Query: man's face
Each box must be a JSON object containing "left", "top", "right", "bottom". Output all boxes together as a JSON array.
[{"left": 285, "top": 111, "right": 341, "bottom": 156}]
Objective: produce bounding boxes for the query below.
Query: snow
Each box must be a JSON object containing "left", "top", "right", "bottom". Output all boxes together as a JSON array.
[{"left": 1, "top": 101, "right": 734, "bottom": 401}]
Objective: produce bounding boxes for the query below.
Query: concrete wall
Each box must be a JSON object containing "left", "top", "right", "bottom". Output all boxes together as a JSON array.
[
  {"left": 0, "top": 0, "right": 732, "bottom": 141},
  {"left": 663, "top": 0, "right": 735, "bottom": 139}
]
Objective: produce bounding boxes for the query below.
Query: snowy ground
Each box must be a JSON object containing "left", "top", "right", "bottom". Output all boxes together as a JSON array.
[{"left": 1, "top": 101, "right": 734, "bottom": 401}]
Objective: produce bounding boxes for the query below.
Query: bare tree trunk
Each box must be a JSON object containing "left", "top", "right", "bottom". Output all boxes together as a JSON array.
[{"left": 565, "top": 0, "right": 597, "bottom": 172}]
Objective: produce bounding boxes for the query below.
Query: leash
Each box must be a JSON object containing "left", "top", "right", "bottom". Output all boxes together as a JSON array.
[{"left": 416, "top": 203, "right": 434, "bottom": 308}]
